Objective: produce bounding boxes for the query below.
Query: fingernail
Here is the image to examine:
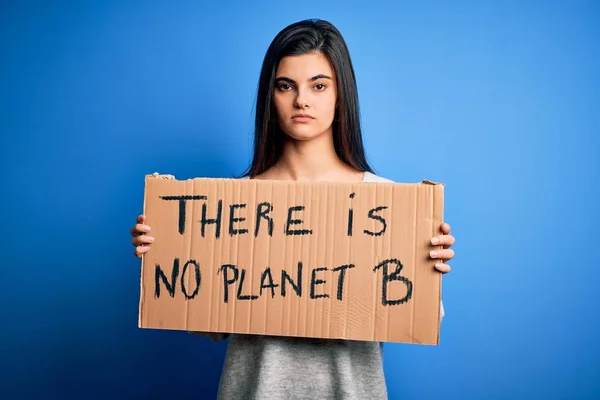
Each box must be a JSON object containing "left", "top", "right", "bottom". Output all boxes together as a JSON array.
[
  {"left": 430, "top": 251, "right": 438, "bottom": 258},
  {"left": 431, "top": 237, "right": 439, "bottom": 245},
  {"left": 148, "top": 237, "right": 154, "bottom": 242},
  {"left": 142, "top": 225, "right": 150, "bottom": 232}
]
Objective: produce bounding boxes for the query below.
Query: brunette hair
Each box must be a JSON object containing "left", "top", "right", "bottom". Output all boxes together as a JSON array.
[{"left": 244, "top": 18, "right": 373, "bottom": 177}]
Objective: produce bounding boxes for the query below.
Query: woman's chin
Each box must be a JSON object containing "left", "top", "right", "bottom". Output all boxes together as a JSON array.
[{"left": 283, "top": 126, "right": 331, "bottom": 142}]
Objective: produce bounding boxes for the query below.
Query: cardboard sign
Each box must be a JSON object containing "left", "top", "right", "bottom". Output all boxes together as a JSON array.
[{"left": 138, "top": 174, "right": 444, "bottom": 344}]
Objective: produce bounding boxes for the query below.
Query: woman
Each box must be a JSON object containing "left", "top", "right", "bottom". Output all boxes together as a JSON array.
[{"left": 131, "top": 19, "right": 455, "bottom": 399}]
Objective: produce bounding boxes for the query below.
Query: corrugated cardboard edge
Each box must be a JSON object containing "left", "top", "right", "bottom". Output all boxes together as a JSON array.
[
  {"left": 421, "top": 179, "right": 444, "bottom": 186},
  {"left": 423, "top": 179, "right": 445, "bottom": 345},
  {"left": 138, "top": 172, "right": 176, "bottom": 328}
]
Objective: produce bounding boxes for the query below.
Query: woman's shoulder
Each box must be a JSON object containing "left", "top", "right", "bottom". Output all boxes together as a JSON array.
[
  {"left": 363, "top": 171, "right": 394, "bottom": 183},
  {"left": 238, "top": 172, "right": 395, "bottom": 183}
]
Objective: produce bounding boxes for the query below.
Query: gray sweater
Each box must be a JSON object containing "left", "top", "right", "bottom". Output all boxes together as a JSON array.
[{"left": 192, "top": 172, "right": 445, "bottom": 399}]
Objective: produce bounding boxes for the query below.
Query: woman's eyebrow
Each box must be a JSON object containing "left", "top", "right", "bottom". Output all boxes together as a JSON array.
[
  {"left": 309, "top": 74, "right": 332, "bottom": 81},
  {"left": 275, "top": 74, "right": 333, "bottom": 83}
]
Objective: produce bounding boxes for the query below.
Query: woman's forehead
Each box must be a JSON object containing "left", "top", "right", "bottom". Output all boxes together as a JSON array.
[{"left": 276, "top": 53, "right": 335, "bottom": 79}]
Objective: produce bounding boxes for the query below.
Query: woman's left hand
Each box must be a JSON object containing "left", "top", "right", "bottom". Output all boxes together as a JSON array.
[{"left": 430, "top": 222, "right": 455, "bottom": 274}]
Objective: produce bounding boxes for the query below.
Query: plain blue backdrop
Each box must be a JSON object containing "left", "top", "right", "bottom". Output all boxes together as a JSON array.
[{"left": 1, "top": 1, "right": 598, "bottom": 399}]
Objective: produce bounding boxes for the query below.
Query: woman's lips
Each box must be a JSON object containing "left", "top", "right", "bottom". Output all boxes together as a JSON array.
[
  {"left": 292, "top": 116, "right": 313, "bottom": 123},
  {"left": 292, "top": 114, "right": 314, "bottom": 123}
]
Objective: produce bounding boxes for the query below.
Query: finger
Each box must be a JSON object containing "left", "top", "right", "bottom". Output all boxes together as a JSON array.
[
  {"left": 137, "top": 215, "right": 146, "bottom": 224},
  {"left": 135, "top": 245, "right": 150, "bottom": 257},
  {"left": 429, "top": 249, "right": 455, "bottom": 261},
  {"left": 132, "top": 235, "right": 154, "bottom": 247},
  {"left": 440, "top": 222, "right": 451, "bottom": 234},
  {"left": 434, "top": 263, "right": 451, "bottom": 273},
  {"left": 430, "top": 234, "right": 455, "bottom": 247},
  {"left": 130, "top": 223, "right": 151, "bottom": 237}
]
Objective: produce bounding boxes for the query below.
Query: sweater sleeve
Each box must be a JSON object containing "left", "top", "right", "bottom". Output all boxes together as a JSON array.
[
  {"left": 188, "top": 331, "right": 231, "bottom": 342},
  {"left": 440, "top": 300, "right": 445, "bottom": 321}
]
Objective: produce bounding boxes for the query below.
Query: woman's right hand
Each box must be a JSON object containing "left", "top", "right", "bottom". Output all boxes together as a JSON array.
[
  {"left": 132, "top": 213, "right": 228, "bottom": 342},
  {"left": 131, "top": 214, "right": 154, "bottom": 258}
]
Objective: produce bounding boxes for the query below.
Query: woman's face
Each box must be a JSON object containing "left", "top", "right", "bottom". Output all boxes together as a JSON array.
[{"left": 273, "top": 52, "right": 338, "bottom": 142}]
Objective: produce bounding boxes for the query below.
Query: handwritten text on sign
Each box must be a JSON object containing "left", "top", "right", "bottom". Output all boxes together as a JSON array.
[{"left": 154, "top": 192, "right": 411, "bottom": 306}]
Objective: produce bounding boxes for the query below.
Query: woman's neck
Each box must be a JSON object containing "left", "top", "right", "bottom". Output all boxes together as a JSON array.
[{"left": 267, "top": 131, "right": 364, "bottom": 182}]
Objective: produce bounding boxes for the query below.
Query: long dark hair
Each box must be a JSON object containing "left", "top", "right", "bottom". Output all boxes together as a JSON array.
[{"left": 244, "top": 19, "right": 373, "bottom": 177}]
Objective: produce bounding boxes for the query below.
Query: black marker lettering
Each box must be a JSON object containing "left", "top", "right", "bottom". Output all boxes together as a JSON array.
[
  {"left": 347, "top": 193, "right": 355, "bottom": 236},
  {"left": 310, "top": 267, "right": 329, "bottom": 299},
  {"left": 259, "top": 267, "right": 279, "bottom": 298},
  {"left": 159, "top": 195, "right": 207, "bottom": 234},
  {"left": 285, "top": 205, "right": 313, "bottom": 235},
  {"left": 229, "top": 203, "right": 248, "bottom": 235},
  {"left": 201, "top": 199, "right": 223, "bottom": 238},
  {"left": 218, "top": 264, "right": 239, "bottom": 303},
  {"left": 154, "top": 258, "right": 180, "bottom": 299},
  {"left": 237, "top": 269, "right": 259, "bottom": 300},
  {"left": 281, "top": 262, "right": 303, "bottom": 297},
  {"left": 255, "top": 202, "right": 273, "bottom": 237},
  {"left": 332, "top": 264, "right": 355, "bottom": 301},
  {"left": 373, "top": 258, "right": 413, "bottom": 306},
  {"left": 364, "top": 206, "right": 388, "bottom": 237},
  {"left": 181, "top": 259, "right": 201, "bottom": 300}
]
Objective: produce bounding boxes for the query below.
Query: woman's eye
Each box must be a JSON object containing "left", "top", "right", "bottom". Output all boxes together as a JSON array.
[
  {"left": 277, "top": 83, "right": 292, "bottom": 91},
  {"left": 314, "top": 83, "right": 326, "bottom": 91}
]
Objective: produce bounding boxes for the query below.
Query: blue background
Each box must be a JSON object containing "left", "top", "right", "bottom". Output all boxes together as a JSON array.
[{"left": 1, "top": 1, "right": 598, "bottom": 399}]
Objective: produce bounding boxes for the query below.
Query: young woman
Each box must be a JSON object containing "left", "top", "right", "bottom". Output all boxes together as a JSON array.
[{"left": 131, "top": 19, "right": 455, "bottom": 399}]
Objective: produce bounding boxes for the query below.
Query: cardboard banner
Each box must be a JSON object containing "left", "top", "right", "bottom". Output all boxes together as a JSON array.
[{"left": 138, "top": 174, "right": 444, "bottom": 344}]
